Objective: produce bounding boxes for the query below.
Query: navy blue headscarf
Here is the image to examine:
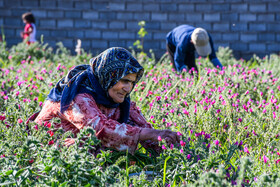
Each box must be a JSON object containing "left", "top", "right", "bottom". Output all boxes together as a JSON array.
[{"left": 47, "top": 47, "right": 144, "bottom": 123}]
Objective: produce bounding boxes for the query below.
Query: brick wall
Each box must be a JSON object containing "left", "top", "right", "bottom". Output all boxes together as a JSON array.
[{"left": 1, "top": 0, "right": 279, "bottom": 59}]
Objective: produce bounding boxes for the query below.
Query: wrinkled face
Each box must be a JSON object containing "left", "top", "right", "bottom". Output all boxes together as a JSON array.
[{"left": 108, "top": 73, "right": 137, "bottom": 103}]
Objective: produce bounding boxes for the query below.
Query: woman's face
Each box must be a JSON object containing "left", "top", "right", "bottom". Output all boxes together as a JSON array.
[{"left": 108, "top": 73, "right": 137, "bottom": 103}]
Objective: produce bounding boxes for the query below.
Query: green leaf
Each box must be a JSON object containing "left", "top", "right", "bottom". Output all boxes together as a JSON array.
[
  {"left": 163, "top": 156, "right": 171, "bottom": 186},
  {"left": 59, "top": 181, "right": 69, "bottom": 187},
  {"left": 15, "top": 168, "right": 26, "bottom": 178},
  {"left": 0, "top": 181, "right": 16, "bottom": 186},
  {"left": 5, "top": 170, "right": 13, "bottom": 176},
  {"left": 44, "top": 165, "right": 53, "bottom": 172}
]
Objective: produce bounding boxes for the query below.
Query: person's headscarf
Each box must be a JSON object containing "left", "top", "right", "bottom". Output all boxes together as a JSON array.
[{"left": 47, "top": 47, "right": 144, "bottom": 123}]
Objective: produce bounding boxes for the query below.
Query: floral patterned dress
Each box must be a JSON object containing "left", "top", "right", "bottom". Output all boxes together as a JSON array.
[{"left": 34, "top": 93, "right": 158, "bottom": 154}]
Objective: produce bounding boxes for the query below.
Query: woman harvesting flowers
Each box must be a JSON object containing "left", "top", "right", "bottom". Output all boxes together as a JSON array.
[{"left": 29, "top": 47, "right": 180, "bottom": 154}]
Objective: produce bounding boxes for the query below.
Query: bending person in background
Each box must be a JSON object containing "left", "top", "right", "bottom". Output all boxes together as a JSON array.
[
  {"left": 166, "top": 25, "right": 223, "bottom": 73},
  {"left": 28, "top": 47, "right": 180, "bottom": 155},
  {"left": 20, "top": 12, "right": 37, "bottom": 45}
]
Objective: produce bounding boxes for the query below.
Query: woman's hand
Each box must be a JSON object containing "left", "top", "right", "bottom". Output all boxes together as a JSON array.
[{"left": 139, "top": 128, "right": 180, "bottom": 145}]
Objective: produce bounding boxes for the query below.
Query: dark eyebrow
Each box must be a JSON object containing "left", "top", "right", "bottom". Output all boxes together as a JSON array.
[{"left": 120, "top": 78, "right": 136, "bottom": 83}]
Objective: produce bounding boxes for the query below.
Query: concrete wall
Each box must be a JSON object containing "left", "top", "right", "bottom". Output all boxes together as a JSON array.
[{"left": 1, "top": 0, "right": 280, "bottom": 59}]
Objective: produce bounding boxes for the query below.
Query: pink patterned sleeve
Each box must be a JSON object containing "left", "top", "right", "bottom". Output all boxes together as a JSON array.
[
  {"left": 129, "top": 101, "right": 153, "bottom": 129},
  {"left": 34, "top": 100, "right": 60, "bottom": 124},
  {"left": 34, "top": 100, "right": 80, "bottom": 134},
  {"left": 62, "top": 93, "right": 142, "bottom": 154},
  {"left": 129, "top": 102, "right": 161, "bottom": 154}
]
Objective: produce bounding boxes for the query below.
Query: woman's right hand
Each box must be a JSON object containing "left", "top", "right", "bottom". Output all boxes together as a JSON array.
[{"left": 139, "top": 128, "right": 180, "bottom": 145}]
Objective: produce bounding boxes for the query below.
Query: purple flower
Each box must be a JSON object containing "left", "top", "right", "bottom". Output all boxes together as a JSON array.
[
  {"left": 205, "top": 134, "right": 211, "bottom": 139},
  {"left": 239, "top": 141, "right": 243, "bottom": 146},
  {"left": 252, "top": 130, "right": 257, "bottom": 136}
]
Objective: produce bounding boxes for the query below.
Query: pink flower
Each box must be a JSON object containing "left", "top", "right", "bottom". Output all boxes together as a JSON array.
[
  {"left": 158, "top": 136, "right": 162, "bottom": 141},
  {"left": 263, "top": 155, "right": 269, "bottom": 164},
  {"left": 252, "top": 130, "right": 257, "bottom": 136},
  {"left": 56, "top": 64, "right": 61, "bottom": 70},
  {"left": 182, "top": 108, "right": 189, "bottom": 115},
  {"left": 177, "top": 132, "right": 182, "bottom": 136},
  {"left": 162, "top": 145, "right": 167, "bottom": 150},
  {"left": 170, "top": 144, "right": 174, "bottom": 150},
  {"left": 180, "top": 149, "right": 184, "bottom": 154},
  {"left": 34, "top": 125, "right": 38, "bottom": 130},
  {"left": 0, "top": 115, "right": 6, "bottom": 121},
  {"left": 48, "top": 140, "right": 55, "bottom": 145},
  {"left": 39, "top": 102, "right": 43, "bottom": 106},
  {"left": 47, "top": 130, "right": 54, "bottom": 137},
  {"left": 187, "top": 154, "right": 191, "bottom": 159},
  {"left": 44, "top": 121, "right": 51, "bottom": 128},
  {"left": 276, "top": 159, "right": 280, "bottom": 164},
  {"left": 180, "top": 140, "right": 186, "bottom": 147},
  {"left": 244, "top": 147, "right": 250, "bottom": 154},
  {"left": 18, "top": 119, "right": 23, "bottom": 123},
  {"left": 214, "top": 140, "right": 219, "bottom": 145}
]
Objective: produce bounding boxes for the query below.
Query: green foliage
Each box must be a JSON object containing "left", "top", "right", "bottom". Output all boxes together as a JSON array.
[
  {"left": 133, "top": 21, "right": 148, "bottom": 52},
  {"left": 216, "top": 46, "right": 235, "bottom": 66},
  {"left": 1, "top": 39, "right": 280, "bottom": 186}
]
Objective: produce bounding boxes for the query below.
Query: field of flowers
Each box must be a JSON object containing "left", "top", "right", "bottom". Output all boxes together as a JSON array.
[{"left": 0, "top": 40, "right": 280, "bottom": 186}]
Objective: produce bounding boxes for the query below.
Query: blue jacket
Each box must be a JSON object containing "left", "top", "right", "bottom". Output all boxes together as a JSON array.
[{"left": 166, "top": 25, "right": 222, "bottom": 72}]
